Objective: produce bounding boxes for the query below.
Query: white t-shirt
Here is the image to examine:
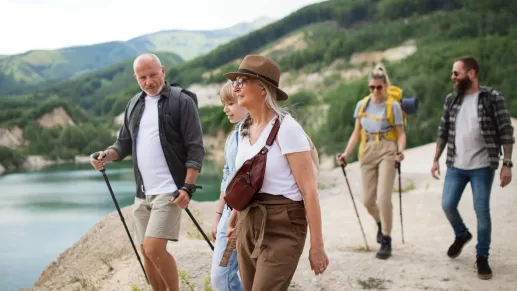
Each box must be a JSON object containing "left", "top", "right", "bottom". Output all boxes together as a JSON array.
[
  {"left": 136, "top": 95, "right": 178, "bottom": 195},
  {"left": 234, "top": 114, "right": 310, "bottom": 201},
  {"left": 453, "top": 91, "right": 490, "bottom": 170}
]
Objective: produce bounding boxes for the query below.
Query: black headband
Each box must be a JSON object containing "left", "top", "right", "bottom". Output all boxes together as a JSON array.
[{"left": 237, "top": 69, "right": 278, "bottom": 87}]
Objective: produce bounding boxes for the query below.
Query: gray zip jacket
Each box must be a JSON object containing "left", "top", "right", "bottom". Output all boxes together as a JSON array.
[{"left": 107, "top": 83, "right": 204, "bottom": 199}]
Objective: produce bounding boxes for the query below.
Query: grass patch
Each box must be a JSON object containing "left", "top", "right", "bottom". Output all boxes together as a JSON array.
[
  {"left": 357, "top": 277, "right": 391, "bottom": 290},
  {"left": 69, "top": 274, "right": 98, "bottom": 291},
  {"left": 204, "top": 276, "right": 214, "bottom": 291},
  {"left": 98, "top": 255, "right": 114, "bottom": 272},
  {"left": 179, "top": 270, "right": 196, "bottom": 291},
  {"left": 185, "top": 208, "right": 211, "bottom": 240},
  {"left": 347, "top": 245, "right": 375, "bottom": 253},
  {"left": 393, "top": 181, "right": 416, "bottom": 193}
]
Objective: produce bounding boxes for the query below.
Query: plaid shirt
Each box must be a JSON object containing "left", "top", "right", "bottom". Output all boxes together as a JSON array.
[{"left": 436, "top": 85, "right": 515, "bottom": 170}]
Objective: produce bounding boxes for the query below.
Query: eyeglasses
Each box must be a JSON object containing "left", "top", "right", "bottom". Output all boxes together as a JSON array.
[
  {"left": 369, "top": 85, "right": 383, "bottom": 91},
  {"left": 231, "top": 78, "right": 251, "bottom": 89},
  {"left": 452, "top": 71, "right": 459, "bottom": 77}
]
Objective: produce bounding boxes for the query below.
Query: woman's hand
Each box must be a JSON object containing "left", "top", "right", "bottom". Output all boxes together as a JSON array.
[
  {"left": 336, "top": 152, "right": 348, "bottom": 165},
  {"left": 210, "top": 213, "right": 221, "bottom": 242},
  {"left": 309, "top": 244, "right": 329, "bottom": 275},
  {"left": 395, "top": 151, "right": 404, "bottom": 162},
  {"left": 226, "top": 224, "right": 235, "bottom": 238},
  {"left": 226, "top": 209, "right": 238, "bottom": 238},
  {"left": 286, "top": 150, "right": 329, "bottom": 275}
]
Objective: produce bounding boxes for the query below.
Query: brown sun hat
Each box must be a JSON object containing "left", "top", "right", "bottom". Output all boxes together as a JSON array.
[{"left": 223, "top": 54, "right": 288, "bottom": 101}]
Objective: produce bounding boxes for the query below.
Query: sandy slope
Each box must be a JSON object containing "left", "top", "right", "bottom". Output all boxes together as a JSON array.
[{"left": 27, "top": 120, "right": 517, "bottom": 291}]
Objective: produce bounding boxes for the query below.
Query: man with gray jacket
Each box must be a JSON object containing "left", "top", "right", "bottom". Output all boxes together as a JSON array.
[{"left": 90, "top": 53, "right": 204, "bottom": 291}]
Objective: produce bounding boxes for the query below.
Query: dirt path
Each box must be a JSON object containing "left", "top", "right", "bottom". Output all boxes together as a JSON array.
[{"left": 28, "top": 121, "right": 517, "bottom": 291}]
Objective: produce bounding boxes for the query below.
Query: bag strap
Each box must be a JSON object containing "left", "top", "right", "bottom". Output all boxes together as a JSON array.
[{"left": 265, "top": 118, "right": 281, "bottom": 147}]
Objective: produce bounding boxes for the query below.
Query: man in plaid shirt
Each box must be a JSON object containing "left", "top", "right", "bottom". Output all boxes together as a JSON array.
[{"left": 431, "top": 56, "right": 514, "bottom": 280}]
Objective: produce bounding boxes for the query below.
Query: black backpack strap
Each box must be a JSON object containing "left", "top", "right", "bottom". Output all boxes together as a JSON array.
[{"left": 168, "top": 83, "right": 199, "bottom": 116}]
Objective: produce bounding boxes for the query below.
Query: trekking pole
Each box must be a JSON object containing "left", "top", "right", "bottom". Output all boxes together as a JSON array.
[
  {"left": 91, "top": 152, "right": 149, "bottom": 284},
  {"left": 336, "top": 153, "right": 370, "bottom": 251},
  {"left": 172, "top": 190, "right": 214, "bottom": 251},
  {"left": 395, "top": 161, "right": 405, "bottom": 244}
]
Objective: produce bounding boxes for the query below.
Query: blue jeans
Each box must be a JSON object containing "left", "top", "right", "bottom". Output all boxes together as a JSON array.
[
  {"left": 210, "top": 205, "right": 243, "bottom": 291},
  {"left": 441, "top": 167, "right": 495, "bottom": 257}
]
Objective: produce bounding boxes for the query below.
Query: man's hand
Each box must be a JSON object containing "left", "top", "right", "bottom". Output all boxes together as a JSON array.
[
  {"left": 431, "top": 160, "right": 440, "bottom": 180},
  {"left": 171, "top": 190, "right": 190, "bottom": 209},
  {"left": 90, "top": 151, "right": 106, "bottom": 170},
  {"left": 500, "top": 166, "right": 512, "bottom": 187}
]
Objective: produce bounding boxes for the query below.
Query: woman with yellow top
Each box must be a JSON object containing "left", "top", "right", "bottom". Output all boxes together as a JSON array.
[{"left": 336, "top": 64, "right": 406, "bottom": 260}]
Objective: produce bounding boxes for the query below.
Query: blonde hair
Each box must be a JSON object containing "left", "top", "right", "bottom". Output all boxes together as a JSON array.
[
  {"left": 240, "top": 80, "right": 287, "bottom": 137},
  {"left": 219, "top": 80, "right": 235, "bottom": 104},
  {"left": 369, "top": 64, "right": 391, "bottom": 97}
]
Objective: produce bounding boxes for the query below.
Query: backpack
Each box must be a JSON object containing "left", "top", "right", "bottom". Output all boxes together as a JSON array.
[
  {"left": 356, "top": 85, "right": 418, "bottom": 160},
  {"left": 126, "top": 83, "right": 198, "bottom": 125}
]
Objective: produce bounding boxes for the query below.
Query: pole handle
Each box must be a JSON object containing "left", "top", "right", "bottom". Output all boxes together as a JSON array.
[
  {"left": 91, "top": 152, "right": 106, "bottom": 172},
  {"left": 336, "top": 152, "right": 347, "bottom": 166}
]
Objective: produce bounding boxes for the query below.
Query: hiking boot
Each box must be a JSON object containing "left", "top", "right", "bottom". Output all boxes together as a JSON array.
[
  {"left": 476, "top": 256, "right": 493, "bottom": 280},
  {"left": 376, "top": 222, "right": 382, "bottom": 243},
  {"left": 447, "top": 231, "right": 472, "bottom": 258},
  {"left": 376, "top": 236, "right": 392, "bottom": 260}
]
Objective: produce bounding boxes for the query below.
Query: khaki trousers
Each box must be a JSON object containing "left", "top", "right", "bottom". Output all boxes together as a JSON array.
[
  {"left": 236, "top": 193, "right": 307, "bottom": 291},
  {"left": 360, "top": 137, "right": 398, "bottom": 236}
]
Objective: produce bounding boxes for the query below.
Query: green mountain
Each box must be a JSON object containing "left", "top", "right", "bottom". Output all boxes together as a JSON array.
[
  {"left": 0, "top": 17, "right": 274, "bottom": 96},
  {"left": 1, "top": 0, "right": 516, "bottom": 170},
  {"left": 128, "top": 17, "right": 275, "bottom": 61}
]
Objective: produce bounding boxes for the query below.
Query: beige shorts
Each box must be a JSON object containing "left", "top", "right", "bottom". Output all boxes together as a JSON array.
[{"left": 133, "top": 193, "right": 182, "bottom": 245}]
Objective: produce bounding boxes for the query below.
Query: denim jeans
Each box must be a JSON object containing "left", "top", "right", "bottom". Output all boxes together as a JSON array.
[
  {"left": 441, "top": 167, "right": 495, "bottom": 257},
  {"left": 210, "top": 205, "right": 243, "bottom": 291}
]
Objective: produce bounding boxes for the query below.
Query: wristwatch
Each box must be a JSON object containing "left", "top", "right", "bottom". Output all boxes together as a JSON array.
[
  {"left": 181, "top": 183, "right": 201, "bottom": 198},
  {"left": 502, "top": 161, "right": 513, "bottom": 168}
]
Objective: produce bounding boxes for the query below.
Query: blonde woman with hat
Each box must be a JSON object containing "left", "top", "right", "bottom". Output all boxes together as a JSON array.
[{"left": 219, "top": 55, "right": 328, "bottom": 290}]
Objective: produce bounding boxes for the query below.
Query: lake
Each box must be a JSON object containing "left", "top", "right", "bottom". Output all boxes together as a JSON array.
[{"left": 0, "top": 159, "right": 222, "bottom": 291}]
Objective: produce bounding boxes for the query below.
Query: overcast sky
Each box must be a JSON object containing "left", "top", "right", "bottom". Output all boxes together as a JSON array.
[{"left": 0, "top": 0, "right": 326, "bottom": 55}]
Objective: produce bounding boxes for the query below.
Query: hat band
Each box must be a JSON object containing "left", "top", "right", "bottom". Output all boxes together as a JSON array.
[{"left": 237, "top": 69, "right": 278, "bottom": 87}]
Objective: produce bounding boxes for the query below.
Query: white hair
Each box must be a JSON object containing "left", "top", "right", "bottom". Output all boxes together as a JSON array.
[
  {"left": 240, "top": 80, "right": 288, "bottom": 137},
  {"left": 133, "top": 53, "right": 162, "bottom": 72}
]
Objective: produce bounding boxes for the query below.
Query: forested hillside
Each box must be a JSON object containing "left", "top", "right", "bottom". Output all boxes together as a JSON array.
[
  {"left": 173, "top": 0, "right": 516, "bottom": 160},
  {"left": 1, "top": 0, "right": 515, "bottom": 170}
]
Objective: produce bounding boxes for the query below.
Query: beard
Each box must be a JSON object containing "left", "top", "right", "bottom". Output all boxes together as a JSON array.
[{"left": 454, "top": 77, "right": 473, "bottom": 94}]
